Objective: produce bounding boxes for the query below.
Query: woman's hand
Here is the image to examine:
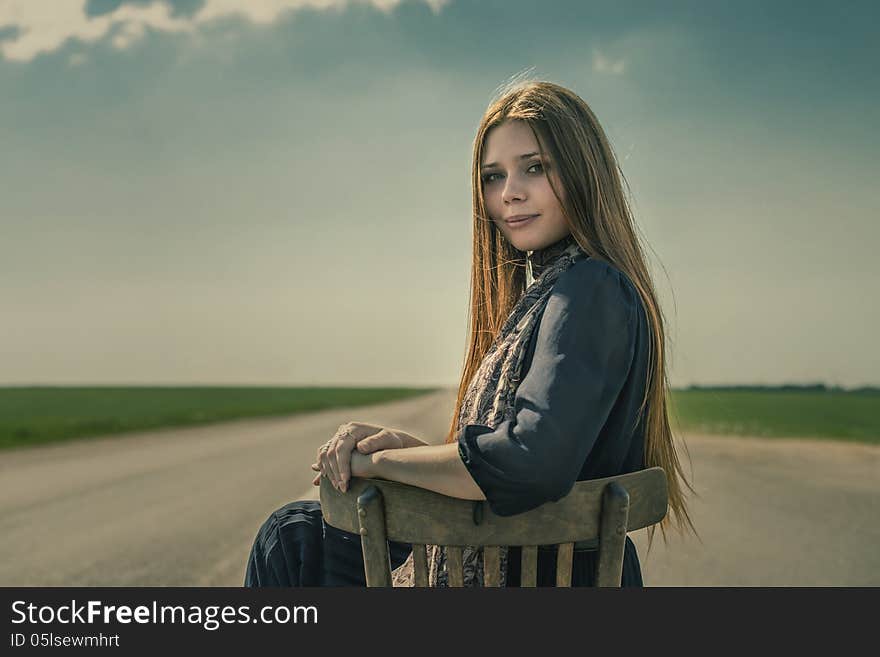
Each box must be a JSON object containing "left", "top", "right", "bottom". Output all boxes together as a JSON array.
[{"left": 310, "top": 421, "right": 411, "bottom": 492}]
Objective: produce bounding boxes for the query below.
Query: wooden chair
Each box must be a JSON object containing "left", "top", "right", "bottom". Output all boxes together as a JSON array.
[{"left": 319, "top": 467, "right": 667, "bottom": 587}]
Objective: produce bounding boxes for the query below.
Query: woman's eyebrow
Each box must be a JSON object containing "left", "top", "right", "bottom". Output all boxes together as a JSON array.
[{"left": 480, "top": 152, "right": 542, "bottom": 170}]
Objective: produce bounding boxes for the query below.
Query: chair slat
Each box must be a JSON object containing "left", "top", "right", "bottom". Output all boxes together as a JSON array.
[
  {"left": 555, "top": 542, "right": 574, "bottom": 587},
  {"left": 483, "top": 546, "right": 502, "bottom": 587},
  {"left": 320, "top": 468, "right": 668, "bottom": 547},
  {"left": 412, "top": 544, "right": 429, "bottom": 587},
  {"left": 520, "top": 546, "right": 538, "bottom": 587},
  {"left": 446, "top": 547, "right": 464, "bottom": 587}
]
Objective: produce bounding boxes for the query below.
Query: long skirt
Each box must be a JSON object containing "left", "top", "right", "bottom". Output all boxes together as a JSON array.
[{"left": 244, "top": 500, "right": 643, "bottom": 587}]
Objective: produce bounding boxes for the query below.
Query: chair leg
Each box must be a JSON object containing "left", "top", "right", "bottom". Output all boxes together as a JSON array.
[
  {"left": 595, "top": 481, "right": 630, "bottom": 587},
  {"left": 357, "top": 486, "right": 392, "bottom": 587}
]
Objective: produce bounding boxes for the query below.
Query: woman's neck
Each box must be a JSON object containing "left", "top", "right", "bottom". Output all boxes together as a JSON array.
[{"left": 528, "top": 234, "right": 579, "bottom": 279}]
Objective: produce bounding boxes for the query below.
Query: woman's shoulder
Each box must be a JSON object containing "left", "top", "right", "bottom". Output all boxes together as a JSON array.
[
  {"left": 552, "top": 255, "right": 642, "bottom": 314},
  {"left": 538, "top": 255, "right": 648, "bottom": 368}
]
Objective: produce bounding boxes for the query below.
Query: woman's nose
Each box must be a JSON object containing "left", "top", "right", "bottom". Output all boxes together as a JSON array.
[{"left": 502, "top": 174, "right": 526, "bottom": 203}]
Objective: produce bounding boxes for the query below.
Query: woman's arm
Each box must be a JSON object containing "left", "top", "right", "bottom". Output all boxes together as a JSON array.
[
  {"left": 313, "top": 423, "right": 430, "bottom": 491},
  {"left": 353, "top": 443, "right": 487, "bottom": 501},
  {"left": 454, "top": 260, "right": 641, "bottom": 517},
  {"left": 384, "top": 429, "right": 430, "bottom": 449}
]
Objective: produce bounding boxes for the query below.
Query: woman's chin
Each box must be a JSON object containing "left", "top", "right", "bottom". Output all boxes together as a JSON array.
[
  {"left": 501, "top": 232, "right": 536, "bottom": 253},
  {"left": 507, "top": 235, "right": 552, "bottom": 253}
]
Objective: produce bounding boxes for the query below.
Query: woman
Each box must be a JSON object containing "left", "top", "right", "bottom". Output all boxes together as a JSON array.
[{"left": 245, "top": 80, "right": 696, "bottom": 587}]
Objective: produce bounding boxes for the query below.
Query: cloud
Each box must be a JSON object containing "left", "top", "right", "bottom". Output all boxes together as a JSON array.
[
  {"left": 592, "top": 47, "right": 625, "bottom": 75},
  {"left": 85, "top": 0, "right": 206, "bottom": 19},
  {"left": 67, "top": 51, "right": 88, "bottom": 66},
  {"left": 0, "top": 0, "right": 450, "bottom": 62}
]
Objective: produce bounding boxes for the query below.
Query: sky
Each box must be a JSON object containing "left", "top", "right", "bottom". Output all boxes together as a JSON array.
[{"left": 1, "top": 0, "right": 877, "bottom": 388}]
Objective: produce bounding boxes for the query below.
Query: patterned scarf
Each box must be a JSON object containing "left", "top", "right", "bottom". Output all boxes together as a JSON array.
[{"left": 391, "top": 234, "right": 588, "bottom": 587}]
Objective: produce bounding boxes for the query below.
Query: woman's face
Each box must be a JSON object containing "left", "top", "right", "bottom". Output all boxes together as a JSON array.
[{"left": 480, "top": 120, "right": 570, "bottom": 252}]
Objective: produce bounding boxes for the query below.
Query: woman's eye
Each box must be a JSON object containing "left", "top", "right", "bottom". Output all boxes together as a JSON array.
[{"left": 482, "top": 163, "right": 544, "bottom": 184}]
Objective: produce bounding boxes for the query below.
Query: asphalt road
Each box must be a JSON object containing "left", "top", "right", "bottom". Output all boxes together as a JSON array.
[{"left": 1, "top": 388, "right": 877, "bottom": 586}]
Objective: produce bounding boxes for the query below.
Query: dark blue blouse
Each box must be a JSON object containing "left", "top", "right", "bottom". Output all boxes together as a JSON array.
[{"left": 456, "top": 256, "right": 650, "bottom": 586}]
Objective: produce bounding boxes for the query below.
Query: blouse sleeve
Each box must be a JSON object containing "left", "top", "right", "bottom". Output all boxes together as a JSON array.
[{"left": 457, "top": 259, "right": 639, "bottom": 517}]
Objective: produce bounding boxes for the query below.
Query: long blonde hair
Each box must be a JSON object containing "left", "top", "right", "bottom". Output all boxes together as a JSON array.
[{"left": 446, "top": 80, "right": 698, "bottom": 548}]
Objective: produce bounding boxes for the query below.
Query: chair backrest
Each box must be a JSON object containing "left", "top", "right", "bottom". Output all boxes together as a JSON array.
[{"left": 319, "top": 467, "right": 668, "bottom": 587}]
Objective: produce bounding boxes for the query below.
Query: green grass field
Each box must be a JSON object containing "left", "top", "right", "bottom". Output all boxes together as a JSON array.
[
  {"left": 0, "top": 386, "right": 437, "bottom": 450},
  {"left": 0, "top": 386, "right": 877, "bottom": 451},
  {"left": 669, "top": 388, "right": 880, "bottom": 445}
]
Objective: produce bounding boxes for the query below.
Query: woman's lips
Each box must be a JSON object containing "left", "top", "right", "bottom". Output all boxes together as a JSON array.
[{"left": 505, "top": 214, "right": 539, "bottom": 228}]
